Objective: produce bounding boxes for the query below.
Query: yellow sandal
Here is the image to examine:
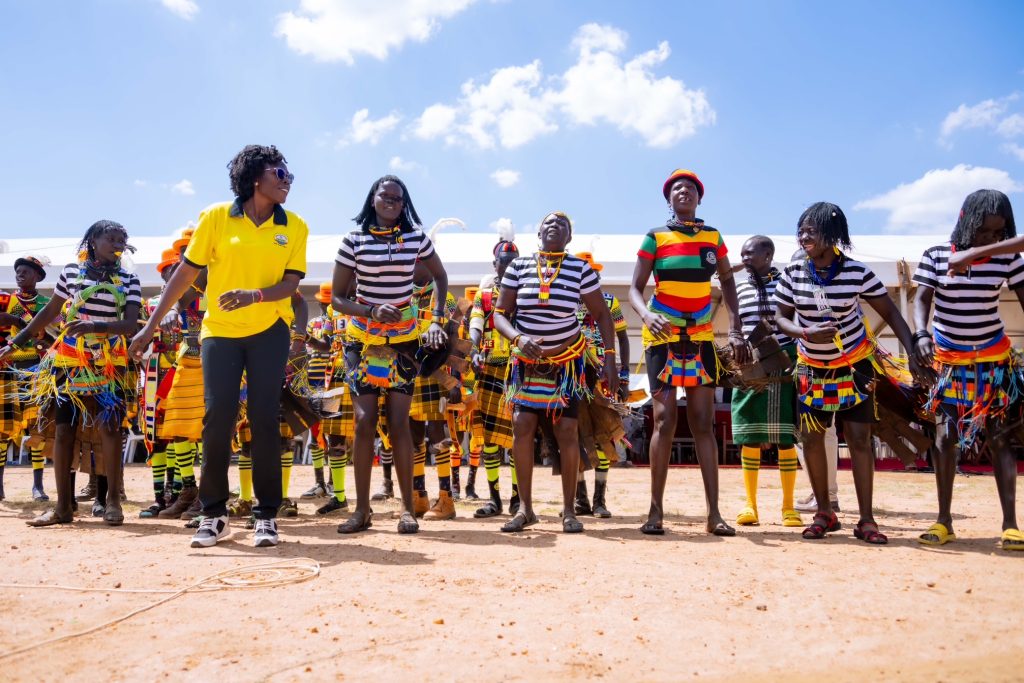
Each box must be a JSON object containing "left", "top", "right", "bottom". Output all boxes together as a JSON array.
[
  {"left": 782, "top": 509, "right": 803, "bottom": 527},
  {"left": 1001, "top": 528, "right": 1024, "bottom": 551},
  {"left": 736, "top": 506, "right": 759, "bottom": 526},
  {"left": 918, "top": 522, "right": 956, "bottom": 546}
]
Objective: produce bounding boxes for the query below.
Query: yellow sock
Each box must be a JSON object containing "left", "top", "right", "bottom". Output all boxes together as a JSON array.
[
  {"left": 778, "top": 447, "right": 799, "bottom": 511},
  {"left": 436, "top": 443, "right": 451, "bottom": 492},
  {"left": 281, "top": 448, "right": 293, "bottom": 499},
  {"left": 741, "top": 446, "right": 760, "bottom": 510},
  {"left": 239, "top": 452, "right": 253, "bottom": 501}
]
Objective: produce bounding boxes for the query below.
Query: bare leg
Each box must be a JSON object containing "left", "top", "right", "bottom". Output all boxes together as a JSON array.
[
  {"left": 931, "top": 422, "right": 959, "bottom": 532},
  {"left": 509, "top": 410, "right": 539, "bottom": 519},
  {"left": 551, "top": 415, "right": 581, "bottom": 523},
  {"left": 350, "top": 394, "right": 379, "bottom": 521},
  {"left": 987, "top": 422, "right": 1019, "bottom": 532},
  {"left": 686, "top": 385, "right": 730, "bottom": 534},
  {"left": 844, "top": 421, "right": 876, "bottom": 526},
  {"left": 799, "top": 425, "right": 832, "bottom": 517},
  {"left": 386, "top": 392, "right": 416, "bottom": 519},
  {"left": 646, "top": 389, "right": 676, "bottom": 529},
  {"left": 51, "top": 424, "right": 76, "bottom": 519},
  {"left": 99, "top": 423, "right": 124, "bottom": 520}
]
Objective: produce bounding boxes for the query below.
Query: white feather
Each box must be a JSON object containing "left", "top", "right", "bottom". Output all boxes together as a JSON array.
[
  {"left": 429, "top": 217, "right": 466, "bottom": 245},
  {"left": 491, "top": 218, "right": 516, "bottom": 243}
]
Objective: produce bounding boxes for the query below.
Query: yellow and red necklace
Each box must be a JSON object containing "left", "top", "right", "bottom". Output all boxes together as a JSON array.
[{"left": 535, "top": 250, "right": 565, "bottom": 305}]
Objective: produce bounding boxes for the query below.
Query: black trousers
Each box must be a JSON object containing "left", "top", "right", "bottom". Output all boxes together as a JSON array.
[{"left": 199, "top": 319, "right": 289, "bottom": 519}]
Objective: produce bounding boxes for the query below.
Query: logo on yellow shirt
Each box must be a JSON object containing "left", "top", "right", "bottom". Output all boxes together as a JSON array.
[{"left": 274, "top": 234, "right": 289, "bottom": 247}]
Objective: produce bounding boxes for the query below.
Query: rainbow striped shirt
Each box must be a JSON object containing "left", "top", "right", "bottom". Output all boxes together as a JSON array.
[{"left": 637, "top": 223, "right": 727, "bottom": 319}]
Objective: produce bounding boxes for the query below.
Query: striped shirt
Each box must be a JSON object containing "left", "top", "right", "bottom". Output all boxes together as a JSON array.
[
  {"left": 500, "top": 254, "right": 600, "bottom": 350},
  {"left": 577, "top": 293, "right": 627, "bottom": 348},
  {"left": 912, "top": 243, "right": 1024, "bottom": 348},
  {"left": 636, "top": 222, "right": 727, "bottom": 318},
  {"left": 774, "top": 258, "right": 886, "bottom": 363},
  {"left": 736, "top": 268, "right": 791, "bottom": 346},
  {"left": 54, "top": 262, "right": 142, "bottom": 323},
  {"left": 335, "top": 228, "right": 436, "bottom": 306}
]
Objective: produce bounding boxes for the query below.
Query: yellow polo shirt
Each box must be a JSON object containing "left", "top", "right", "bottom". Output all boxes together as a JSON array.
[{"left": 184, "top": 200, "right": 308, "bottom": 339}]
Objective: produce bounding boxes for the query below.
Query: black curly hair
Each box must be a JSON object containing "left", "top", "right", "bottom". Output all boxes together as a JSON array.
[
  {"left": 352, "top": 175, "right": 422, "bottom": 233},
  {"left": 797, "top": 202, "right": 852, "bottom": 250},
  {"left": 227, "top": 145, "right": 286, "bottom": 202},
  {"left": 78, "top": 220, "right": 135, "bottom": 261},
  {"left": 950, "top": 189, "right": 1017, "bottom": 250}
]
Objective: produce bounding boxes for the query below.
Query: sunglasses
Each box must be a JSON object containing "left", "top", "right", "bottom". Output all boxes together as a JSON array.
[{"left": 265, "top": 167, "right": 295, "bottom": 183}]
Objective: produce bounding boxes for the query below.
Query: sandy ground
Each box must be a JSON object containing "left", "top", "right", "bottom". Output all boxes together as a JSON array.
[{"left": 0, "top": 462, "right": 1022, "bottom": 682}]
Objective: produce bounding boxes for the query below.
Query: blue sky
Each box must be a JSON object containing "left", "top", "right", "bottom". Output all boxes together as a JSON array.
[{"left": 2, "top": 0, "right": 1023, "bottom": 243}]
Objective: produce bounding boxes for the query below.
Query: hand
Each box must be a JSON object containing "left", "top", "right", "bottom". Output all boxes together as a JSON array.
[
  {"left": 471, "top": 350, "right": 485, "bottom": 372},
  {"left": 641, "top": 312, "right": 672, "bottom": 339},
  {"left": 729, "top": 333, "right": 751, "bottom": 365},
  {"left": 447, "top": 387, "right": 462, "bottom": 405},
  {"left": 946, "top": 249, "right": 973, "bottom": 276},
  {"left": 0, "top": 312, "right": 22, "bottom": 327},
  {"left": 913, "top": 336, "right": 934, "bottom": 368},
  {"left": 801, "top": 321, "right": 838, "bottom": 344},
  {"left": 219, "top": 289, "right": 259, "bottom": 312},
  {"left": 159, "top": 310, "right": 180, "bottom": 335},
  {"left": 372, "top": 304, "right": 402, "bottom": 323},
  {"left": 0, "top": 344, "right": 14, "bottom": 364},
  {"left": 65, "top": 320, "right": 96, "bottom": 337},
  {"left": 289, "top": 338, "right": 307, "bottom": 361},
  {"left": 603, "top": 361, "right": 619, "bottom": 397},
  {"left": 423, "top": 321, "right": 447, "bottom": 350},
  {"left": 908, "top": 354, "right": 936, "bottom": 388},
  {"left": 128, "top": 324, "right": 157, "bottom": 361},
  {"left": 515, "top": 335, "right": 544, "bottom": 361}
]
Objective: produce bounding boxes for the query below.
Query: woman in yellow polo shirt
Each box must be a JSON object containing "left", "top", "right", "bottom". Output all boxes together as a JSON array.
[{"left": 130, "top": 144, "right": 308, "bottom": 549}]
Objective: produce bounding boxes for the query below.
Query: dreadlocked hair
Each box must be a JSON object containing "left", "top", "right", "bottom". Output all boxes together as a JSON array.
[
  {"left": 745, "top": 236, "right": 776, "bottom": 318},
  {"left": 950, "top": 189, "right": 1017, "bottom": 250},
  {"left": 227, "top": 144, "right": 286, "bottom": 203},
  {"left": 798, "top": 202, "right": 851, "bottom": 250},
  {"left": 78, "top": 220, "right": 135, "bottom": 261},
  {"left": 352, "top": 175, "right": 422, "bottom": 233}
]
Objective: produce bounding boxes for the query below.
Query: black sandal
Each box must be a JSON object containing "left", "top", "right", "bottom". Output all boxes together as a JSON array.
[
  {"left": 640, "top": 519, "right": 665, "bottom": 536},
  {"left": 337, "top": 511, "right": 373, "bottom": 534},
  {"left": 710, "top": 521, "right": 736, "bottom": 537},
  {"left": 562, "top": 516, "right": 584, "bottom": 534},
  {"left": 500, "top": 511, "right": 539, "bottom": 533},
  {"left": 474, "top": 501, "right": 502, "bottom": 518},
  {"left": 396, "top": 512, "right": 419, "bottom": 535},
  {"left": 104, "top": 508, "right": 125, "bottom": 526}
]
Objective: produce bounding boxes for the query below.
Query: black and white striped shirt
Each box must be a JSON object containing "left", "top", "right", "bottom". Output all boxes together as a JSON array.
[
  {"left": 54, "top": 263, "right": 142, "bottom": 322},
  {"left": 913, "top": 243, "right": 1024, "bottom": 348},
  {"left": 335, "top": 228, "right": 436, "bottom": 306},
  {"left": 736, "top": 268, "right": 791, "bottom": 346},
  {"left": 774, "top": 258, "right": 886, "bottom": 363},
  {"left": 500, "top": 254, "right": 600, "bottom": 349}
]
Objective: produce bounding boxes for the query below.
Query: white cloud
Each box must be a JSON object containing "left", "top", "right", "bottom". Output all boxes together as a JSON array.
[
  {"left": 1003, "top": 143, "right": 1024, "bottom": 162},
  {"left": 411, "top": 23, "right": 713, "bottom": 150},
  {"left": 337, "top": 109, "right": 400, "bottom": 146},
  {"left": 276, "top": 0, "right": 475, "bottom": 65},
  {"left": 938, "top": 94, "right": 1022, "bottom": 146},
  {"left": 997, "top": 113, "right": 1024, "bottom": 138},
  {"left": 170, "top": 179, "right": 196, "bottom": 196},
  {"left": 161, "top": 0, "right": 199, "bottom": 21},
  {"left": 389, "top": 156, "right": 419, "bottom": 172},
  {"left": 854, "top": 164, "right": 1023, "bottom": 233},
  {"left": 133, "top": 179, "right": 148, "bottom": 188},
  {"left": 490, "top": 168, "right": 521, "bottom": 188}
]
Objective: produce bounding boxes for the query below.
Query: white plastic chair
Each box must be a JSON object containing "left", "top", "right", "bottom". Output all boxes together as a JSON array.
[{"left": 122, "top": 433, "right": 146, "bottom": 464}]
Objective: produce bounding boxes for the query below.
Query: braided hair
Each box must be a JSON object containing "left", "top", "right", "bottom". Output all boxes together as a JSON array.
[
  {"left": 352, "top": 175, "right": 422, "bottom": 233},
  {"left": 78, "top": 220, "right": 134, "bottom": 261},
  {"left": 950, "top": 189, "right": 1017, "bottom": 250},
  {"left": 797, "top": 202, "right": 851, "bottom": 250},
  {"left": 745, "top": 236, "right": 776, "bottom": 319}
]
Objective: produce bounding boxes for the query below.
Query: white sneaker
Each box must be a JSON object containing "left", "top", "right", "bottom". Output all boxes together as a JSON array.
[
  {"left": 794, "top": 494, "right": 841, "bottom": 513},
  {"left": 190, "top": 515, "right": 230, "bottom": 548},
  {"left": 253, "top": 518, "right": 279, "bottom": 547}
]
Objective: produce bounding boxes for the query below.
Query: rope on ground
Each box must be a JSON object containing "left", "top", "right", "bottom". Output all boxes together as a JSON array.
[{"left": 0, "top": 557, "right": 320, "bottom": 662}]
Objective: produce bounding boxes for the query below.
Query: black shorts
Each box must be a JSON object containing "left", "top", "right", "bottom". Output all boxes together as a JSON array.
[{"left": 798, "top": 358, "right": 877, "bottom": 430}]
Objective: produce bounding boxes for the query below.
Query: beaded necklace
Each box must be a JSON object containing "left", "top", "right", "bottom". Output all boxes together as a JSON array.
[
  {"left": 535, "top": 250, "right": 565, "bottom": 305},
  {"left": 666, "top": 217, "right": 705, "bottom": 234},
  {"left": 369, "top": 225, "right": 403, "bottom": 262}
]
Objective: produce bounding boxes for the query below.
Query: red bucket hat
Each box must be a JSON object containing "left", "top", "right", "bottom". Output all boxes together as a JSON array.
[{"left": 662, "top": 169, "right": 704, "bottom": 200}]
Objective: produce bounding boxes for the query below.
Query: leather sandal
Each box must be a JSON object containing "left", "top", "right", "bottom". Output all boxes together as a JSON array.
[
  {"left": 500, "top": 510, "right": 539, "bottom": 533},
  {"left": 337, "top": 510, "right": 373, "bottom": 535},
  {"left": 26, "top": 509, "right": 73, "bottom": 527},
  {"left": 473, "top": 501, "right": 502, "bottom": 518},
  {"left": 640, "top": 519, "right": 665, "bottom": 536},
  {"left": 396, "top": 512, "right": 419, "bottom": 535},
  {"left": 802, "top": 511, "right": 840, "bottom": 540},
  {"left": 104, "top": 508, "right": 125, "bottom": 526},
  {"left": 562, "top": 516, "right": 584, "bottom": 534},
  {"left": 853, "top": 521, "right": 888, "bottom": 545}
]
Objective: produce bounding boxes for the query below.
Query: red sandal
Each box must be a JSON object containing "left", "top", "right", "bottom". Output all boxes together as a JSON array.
[
  {"left": 853, "top": 521, "right": 888, "bottom": 545},
  {"left": 802, "top": 511, "right": 841, "bottom": 540}
]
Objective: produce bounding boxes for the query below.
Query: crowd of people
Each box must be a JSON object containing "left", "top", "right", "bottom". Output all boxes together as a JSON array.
[{"left": 0, "top": 144, "right": 1022, "bottom": 553}]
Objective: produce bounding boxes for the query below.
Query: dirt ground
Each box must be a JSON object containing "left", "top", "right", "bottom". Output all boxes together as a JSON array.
[{"left": 0, "top": 462, "right": 1022, "bottom": 682}]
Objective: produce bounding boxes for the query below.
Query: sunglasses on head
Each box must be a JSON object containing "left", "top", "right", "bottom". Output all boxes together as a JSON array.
[{"left": 265, "top": 167, "right": 295, "bottom": 183}]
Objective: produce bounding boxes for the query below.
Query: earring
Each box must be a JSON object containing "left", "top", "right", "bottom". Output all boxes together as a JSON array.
[{"left": 833, "top": 245, "right": 841, "bottom": 256}]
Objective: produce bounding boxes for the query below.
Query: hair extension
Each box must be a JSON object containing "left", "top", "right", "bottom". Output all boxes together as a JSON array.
[
  {"left": 352, "top": 175, "right": 422, "bottom": 233},
  {"left": 950, "top": 189, "right": 1017, "bottom": 250},
  {"left": 797, "top": 202, "right": 851, "bottom": 250},
  {"left": 78, "top": 220, "right": 134, "bottom": 261}
]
